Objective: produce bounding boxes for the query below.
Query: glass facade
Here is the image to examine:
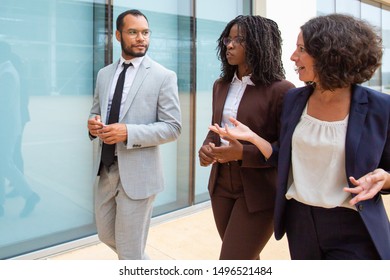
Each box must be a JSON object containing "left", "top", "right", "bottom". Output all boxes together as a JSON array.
[
  {"left": 0, "top": 0, "right": 98, "bottom": 259},
  {"left": 0, "top": 0, "right": 251, "bottom": 259}
]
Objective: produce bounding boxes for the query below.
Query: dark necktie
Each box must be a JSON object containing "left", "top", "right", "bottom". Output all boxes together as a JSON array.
[{"left": 101, "top": 62, "right": 132, "bottom": 168}]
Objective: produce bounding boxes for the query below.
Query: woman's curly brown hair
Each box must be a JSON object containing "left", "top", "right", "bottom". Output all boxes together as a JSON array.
[
  {"left": 217, "top": 15, "right": 286, "bottom": 85},
  {"left": 301, "top": 13, "right": 383, "bottom": 91}
]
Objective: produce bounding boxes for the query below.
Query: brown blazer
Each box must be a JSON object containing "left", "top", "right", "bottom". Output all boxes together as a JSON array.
[{"left": 203, "top": 78, "right": 295, "bottom": 213}]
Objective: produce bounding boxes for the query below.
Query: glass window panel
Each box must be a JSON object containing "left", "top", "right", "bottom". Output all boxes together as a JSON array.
[
  {"left": 336, "top": 0, "right": 360, "bottom": 16},
  {"left": 361, "top": 0, "right": 381, "bottom": 26},
  {"left": 194, "top": 0, "right": 251, "bottom": 203},
  {"left": 317, "top": 0, "right": 335, "bottom": 15},
  {"left": 361, "top": 0, "right": 381, "bottom": 90},
  {"left": 0, "top": 0, "right": 99, "bottom": 259}
]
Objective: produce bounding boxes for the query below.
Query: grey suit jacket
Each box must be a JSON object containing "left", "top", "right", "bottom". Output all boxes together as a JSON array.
[{"left": 89, "top": 55, "right": 181, "bottom": 199}]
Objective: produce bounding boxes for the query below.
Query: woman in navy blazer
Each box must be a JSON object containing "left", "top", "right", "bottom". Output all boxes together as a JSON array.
[{"left": 210, "top": 14, "right": 390, "bottom": 259}]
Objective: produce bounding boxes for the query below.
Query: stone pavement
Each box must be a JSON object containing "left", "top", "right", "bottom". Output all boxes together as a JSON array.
[{"left": 51, "top": 196, "right": 390, "bottom": 260}]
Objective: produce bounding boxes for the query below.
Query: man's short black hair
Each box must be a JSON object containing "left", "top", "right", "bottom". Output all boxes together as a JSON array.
[{"left": 116, "top": 9, "right": 148, "bottom": 31}]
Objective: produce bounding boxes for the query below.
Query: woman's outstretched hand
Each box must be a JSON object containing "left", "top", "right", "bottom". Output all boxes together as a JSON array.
[
  {"left": 208, "top": 117, "right": 273, "bottom": 159},
  {"left": 208, "top": 117, "right": 253, "bottom": 142},
  {"left": 345, "top": 168, "right": 390, "bottom": 205}
]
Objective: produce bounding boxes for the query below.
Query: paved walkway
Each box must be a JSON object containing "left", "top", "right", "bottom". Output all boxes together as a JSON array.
[
  {"left": 50, "top": 205, "right": 290, "bottom": 260},
  {"left": 51, "top": 196, "right": 389, "bottom": 260}
]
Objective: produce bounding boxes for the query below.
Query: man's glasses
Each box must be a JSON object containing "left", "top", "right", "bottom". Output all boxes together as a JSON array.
[
  {"left": 223, "top": 36, "right": 245, "bottom": 46},
  {"left": 123, "top": 29, "right": 152, "bottom": 38}
]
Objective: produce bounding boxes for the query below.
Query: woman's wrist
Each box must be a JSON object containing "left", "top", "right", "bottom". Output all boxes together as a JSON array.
[{"left": 247, "top": 131, "right": 257, "bottom": 144}]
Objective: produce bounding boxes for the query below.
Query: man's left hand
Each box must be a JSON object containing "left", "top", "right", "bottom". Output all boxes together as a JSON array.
[{"left": 98, "top": 123, "right": 127, "bottom": 144}]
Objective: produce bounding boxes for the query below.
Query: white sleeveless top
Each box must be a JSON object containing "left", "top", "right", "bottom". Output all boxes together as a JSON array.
[{"left": 286, "top": 104, "right": 356, "bottom": 210}]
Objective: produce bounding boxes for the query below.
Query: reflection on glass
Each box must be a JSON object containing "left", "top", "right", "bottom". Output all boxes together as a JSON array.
[
  {"left": 0, "top": 0, "right": 97, "bottom": 259},
  {"left": 0, "top": 41, "right": 40, "bottom": 219}
]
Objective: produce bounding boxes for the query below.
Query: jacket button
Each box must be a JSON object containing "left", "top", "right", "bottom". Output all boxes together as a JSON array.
[{"left": 357, "top": 204, "right": 364, "bottom": 211}]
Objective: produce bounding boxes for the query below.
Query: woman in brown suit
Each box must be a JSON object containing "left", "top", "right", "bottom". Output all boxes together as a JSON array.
[{"left": 198, "top": 15, "right": 294, "bottom": 259}]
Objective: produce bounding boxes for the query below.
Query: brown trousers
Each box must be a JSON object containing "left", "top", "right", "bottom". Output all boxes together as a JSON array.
[{"left": 211, "top": 162, "right": 274, "bottom": 260}]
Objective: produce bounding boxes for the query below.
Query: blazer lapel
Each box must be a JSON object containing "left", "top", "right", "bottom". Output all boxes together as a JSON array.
[
  {"left": 345, "top": 85, "right": 368, "bottom": 177},
  {"left": 285, "top": 87, "right": 311, "bottom": 141},
  {"left": 102, "top": 61, "right": 119, "bottom": 124},
  {"left": 214, "top": 82, "right": 230, "bottom": 125},
  {"left": 119, "top": 56, "right": 151, "bottom": 122}
]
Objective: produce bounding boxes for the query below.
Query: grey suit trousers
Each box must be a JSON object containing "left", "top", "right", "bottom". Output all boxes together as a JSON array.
[{"left": 95, "top": 162, "right": 156, "bottom": 260}]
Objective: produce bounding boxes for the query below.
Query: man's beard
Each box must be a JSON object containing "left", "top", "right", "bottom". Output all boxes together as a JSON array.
[{"left": 121, "top": 40, "right": 148, "bottom": 58}]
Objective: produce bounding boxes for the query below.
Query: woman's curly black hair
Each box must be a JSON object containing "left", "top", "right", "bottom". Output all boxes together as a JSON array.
[
  {"left": 301, "top": 13, "right": 383, "bottom": 91},
  {"left": 217, "top": 15, "right": 286, "bottom": 85}
]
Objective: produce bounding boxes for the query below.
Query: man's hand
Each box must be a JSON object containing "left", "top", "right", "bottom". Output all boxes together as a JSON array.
[
  {"left": 98, "top": 123, "right": 128, "bottom": 144},
  {"left": 88, "top": 115, "right": 104, "bottom": 137}
]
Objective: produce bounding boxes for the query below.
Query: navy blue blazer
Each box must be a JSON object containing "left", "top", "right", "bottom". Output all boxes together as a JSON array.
[{"left": 269, "top": 84, "right": 390, "bottom": 259}]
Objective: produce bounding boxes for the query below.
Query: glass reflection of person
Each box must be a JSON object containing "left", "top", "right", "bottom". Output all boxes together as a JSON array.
[
  {"left": 0, "top": 41, "right": 39, "bottom": 218},
  {"left": 10, "top": 49, "right": 30, "bottom": 176}
]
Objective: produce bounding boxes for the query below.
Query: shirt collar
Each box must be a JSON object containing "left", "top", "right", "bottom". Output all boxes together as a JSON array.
[
  {"left": 119, "top": 56, "right": 144, "bottom": 69},
  {"left": 231, "top": 72, "right": 255, "bottom": 86}
]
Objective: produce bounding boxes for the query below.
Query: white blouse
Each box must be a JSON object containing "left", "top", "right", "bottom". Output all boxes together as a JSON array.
[
  {"left": 220, "top": 73, "right": 254, "bottom": 146},
  {"left": 286, "top": 104, "right": 356, "bottom": 210}
]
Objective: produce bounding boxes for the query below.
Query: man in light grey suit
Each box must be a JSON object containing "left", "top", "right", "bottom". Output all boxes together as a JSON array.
[{"left": 87, "top": 9, "right": 181, "bottom": 260}]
